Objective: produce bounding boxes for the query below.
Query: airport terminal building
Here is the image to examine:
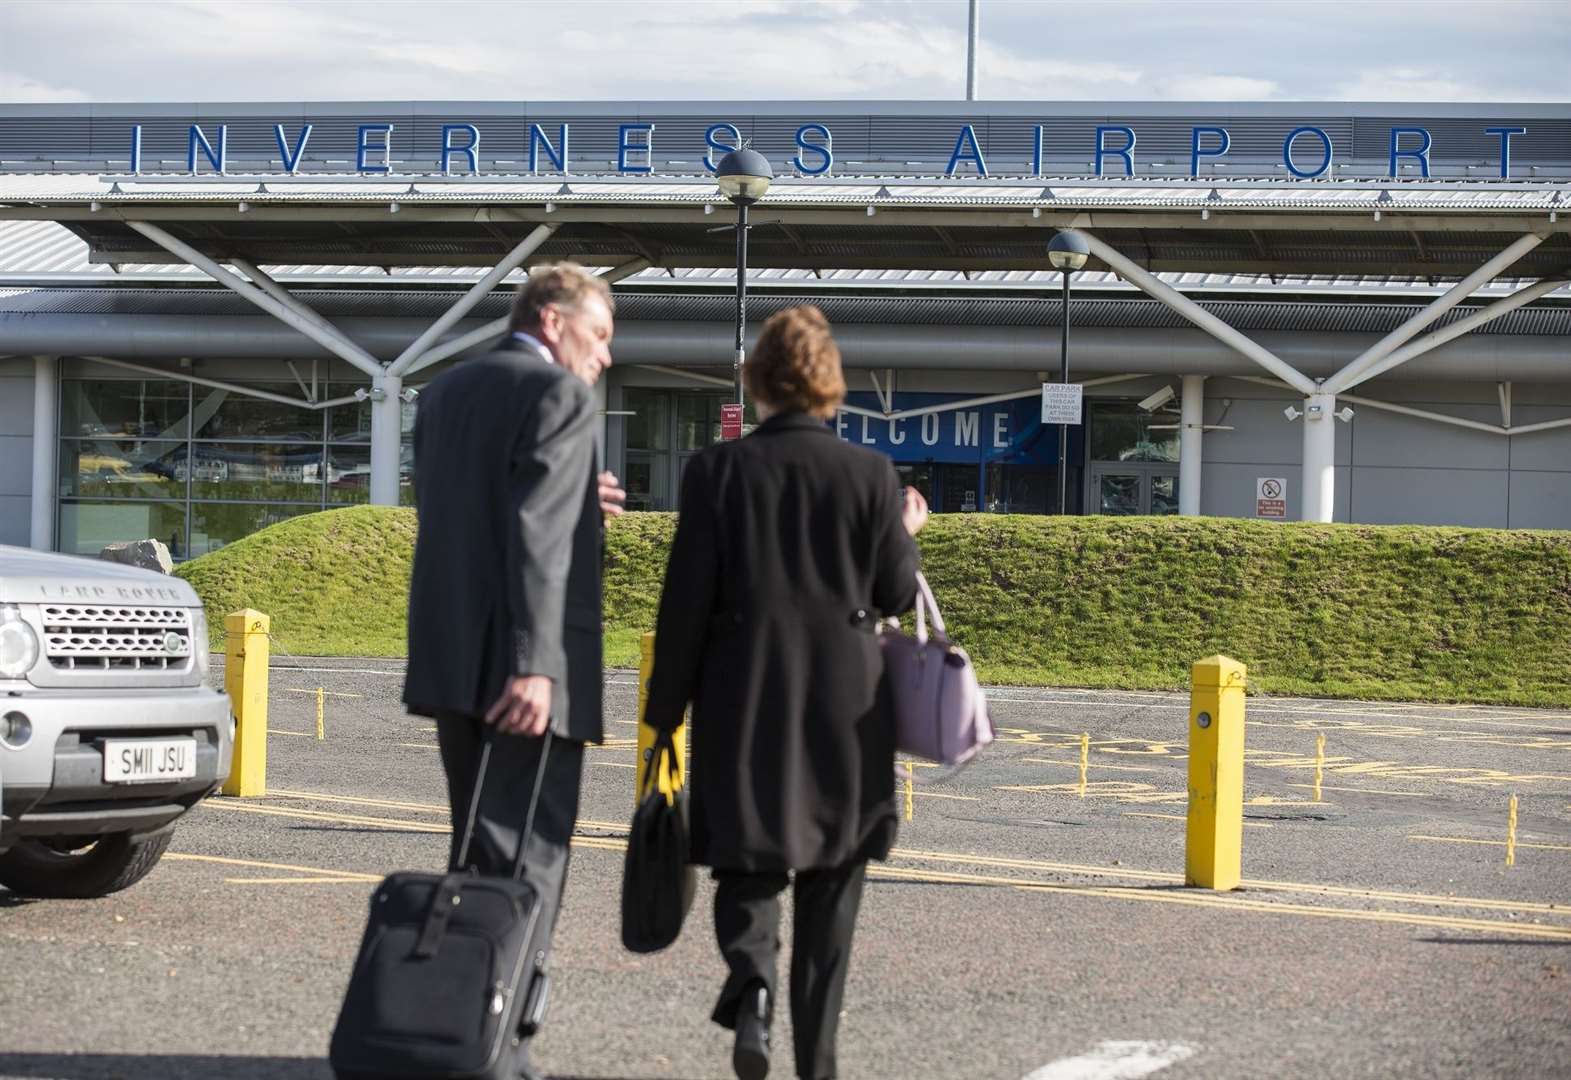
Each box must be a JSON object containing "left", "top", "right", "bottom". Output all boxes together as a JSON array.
[{"left": 1, "top": 100, "right": 1568, "bottom": 556}]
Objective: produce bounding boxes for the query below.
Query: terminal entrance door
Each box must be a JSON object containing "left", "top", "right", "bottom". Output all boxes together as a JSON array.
[{"left": 1089, "top": 463, "right": 1180, "bottom": 515}]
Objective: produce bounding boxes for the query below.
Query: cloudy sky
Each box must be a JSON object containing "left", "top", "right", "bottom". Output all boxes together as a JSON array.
[{"left": 0, "top": 0, "right": 1567, "bottom": 104}]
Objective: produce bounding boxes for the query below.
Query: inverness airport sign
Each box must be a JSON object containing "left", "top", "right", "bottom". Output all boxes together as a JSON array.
[{"left": 122, "top": 118, "right": 1540, "bottom": 181}]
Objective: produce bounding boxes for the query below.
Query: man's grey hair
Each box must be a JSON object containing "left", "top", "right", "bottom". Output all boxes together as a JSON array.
[{"left": 509, "top": 262, "right": 614, "bottom": 332}]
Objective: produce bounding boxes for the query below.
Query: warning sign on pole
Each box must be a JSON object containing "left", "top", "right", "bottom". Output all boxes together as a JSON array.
[
  {"left": 720, "top": 403, "right": 744, "bottom": 441},
  {"left": 1041, "top": 383, "right": 1084, "bottom": 426},
  {"left": 1256, "top": 477, "right": 1287, "bottom": 519}
]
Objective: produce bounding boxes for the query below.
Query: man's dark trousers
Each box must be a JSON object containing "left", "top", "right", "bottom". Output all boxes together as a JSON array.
[
  {"left": 435, "top": 711, "right": 585, "bottom": 1074},
  {"left": 712, "top": 861, "right": 869, "bottom": 1080}
]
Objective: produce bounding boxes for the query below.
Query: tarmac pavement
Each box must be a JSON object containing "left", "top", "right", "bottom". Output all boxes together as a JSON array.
[{"left": 1, "top": 658, "right": 1568, "bottom": 1079}]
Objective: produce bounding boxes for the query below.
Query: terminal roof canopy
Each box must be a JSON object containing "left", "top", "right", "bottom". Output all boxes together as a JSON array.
[{"left": 1, "top": 176, "right": 1569, "bottom": 279}]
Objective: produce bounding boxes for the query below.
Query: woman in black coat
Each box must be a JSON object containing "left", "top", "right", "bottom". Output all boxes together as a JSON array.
[{"left": 645, "top": 305, "right": 928, "bottom": 1080}]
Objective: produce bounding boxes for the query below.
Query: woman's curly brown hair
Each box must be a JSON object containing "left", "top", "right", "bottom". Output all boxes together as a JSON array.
[{"left": 743, "top": 305, "right": 847, "bottom": 418}]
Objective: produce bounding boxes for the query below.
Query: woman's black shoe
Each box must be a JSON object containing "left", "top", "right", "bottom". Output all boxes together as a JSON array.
[{"left": 732, "top": 983, "right": 771, "bottom": 1080}]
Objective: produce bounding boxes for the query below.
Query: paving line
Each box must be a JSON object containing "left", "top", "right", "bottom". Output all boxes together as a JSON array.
[
  {"left": 197, "top": 798, "right": 1567, "bottom": 919},
  {"left": 268, "top": 728, "right": 314, "bottom": 738},
  {"left": 1285, "top": 782, "right": 1426, "bottom": 797},
  {"left": 1024, "top": 757, "right": 1165, "bottom": 774},
  {"left": 1023, "top": 1040, "right": 1197, "bottom": 1080},
  {"left": 1123, "top": 811, "right": 1272, "bottom": 829},
  {"left": 869, "top": 864, "right": 1571, "bottom": 941},
  {"left": 165, "top": 852, "right": 381, "bottom": 881},
  {"left": 1410, "top": 834, "right": 1571, "bottom": 853}
]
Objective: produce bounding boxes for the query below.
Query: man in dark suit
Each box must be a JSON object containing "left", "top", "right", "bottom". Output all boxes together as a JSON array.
[{"left": 403, "top": 263, "right": 624, "bottom": 1080}]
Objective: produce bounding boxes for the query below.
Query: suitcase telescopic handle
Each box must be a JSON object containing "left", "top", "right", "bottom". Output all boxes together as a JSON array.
[{"left": 454, "top": 729, "right": 555, "bottom": 883}]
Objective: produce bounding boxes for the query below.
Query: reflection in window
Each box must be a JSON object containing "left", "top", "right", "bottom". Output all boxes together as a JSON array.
[
  {"left": 59, "top": 440, "right": 186, "bottom": 499},
  {"left": 59, "top": 501, "right": 187, "bottom": 558},
  {"left": 193, "top": 384, "right": 325, "bottom": 441},
  {"left": 624, "top": 389, "right": 672, "bottom": 451},
  {"left": 62, "top": 379, "right": 191, "bottom": 439},
  {"left": 1089, "top": 403, "right": 1179, "bottom": 463},
  {"left": 185, "top": 444, "right": 324, "bottom": 503}
]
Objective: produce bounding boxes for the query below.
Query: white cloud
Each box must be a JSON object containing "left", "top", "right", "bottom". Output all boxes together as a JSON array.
[
  {"left": 1336, "top": 69, "right": 1522, "bottom": 103},
  {"left": 1156, "top": 75, "right": 1281, "bottom": 101},
  {"left": 0, "top": 72, "right": 91, "bottom": 104}
]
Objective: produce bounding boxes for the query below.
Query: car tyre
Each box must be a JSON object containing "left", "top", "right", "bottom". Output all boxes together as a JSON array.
[{"left": 0, "top": 830, "right": 174, "bottom": 899}]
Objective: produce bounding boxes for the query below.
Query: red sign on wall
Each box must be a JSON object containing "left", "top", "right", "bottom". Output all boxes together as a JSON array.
[{"left": 720, "top": 403, "right": 744, "bottom": 441}]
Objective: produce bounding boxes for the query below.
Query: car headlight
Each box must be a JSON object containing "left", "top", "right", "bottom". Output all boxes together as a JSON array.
[
  {"left": 189, "top": 607, "right": 212, "bottom": 678},
  {"left": 0, "top": 605, "right": 40, "bottom": 679}
]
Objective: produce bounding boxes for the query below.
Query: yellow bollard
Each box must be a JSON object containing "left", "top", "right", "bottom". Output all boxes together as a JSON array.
[
  {"left": 1185, "top": 655, "right": 1246, "bottom": 890},
  {"left": 904, "top": 763, "right": 915, "bottom": 822},
  {"left": 316, "top": 687, "right": 326, "bottom": 741},
  {"left": 1313, "top": 733, "right": 1326, "bottom": 803},
  {"left": 221, "top": 609, "right": 269, "bottom": 797},
  {"left": 1079, "top": 732, "right": 1090, "bottom": 797},
  {"left": 1506, "top": 794, "right": 1518, "bottom": 867},
  {"left": 635, "top": 632, "right": 685, "bottom": 803}
]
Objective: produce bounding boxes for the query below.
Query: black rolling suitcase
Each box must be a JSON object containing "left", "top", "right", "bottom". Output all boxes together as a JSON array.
[{"left": 330, "top": 732, "right": 554, "bottom": 1080}]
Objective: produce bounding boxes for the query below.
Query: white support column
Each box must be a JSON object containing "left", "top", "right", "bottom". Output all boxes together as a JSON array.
[
  {"left": 30, "top": 356, "right": 57, "bottom": 551},
  {"left": 1301, "top": 392, "right": 1337, "bottom": 523},
  {"left": 1179, "top": 374, "right": 1204, "bottom": 516},
  {"left": 369, "top": 371, "right": 404, "bottom": 507}
]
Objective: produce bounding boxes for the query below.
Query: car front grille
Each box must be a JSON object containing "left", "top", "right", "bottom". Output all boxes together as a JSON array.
[{"left": 41, "top": 605, "right": 194, "bottom": 672}]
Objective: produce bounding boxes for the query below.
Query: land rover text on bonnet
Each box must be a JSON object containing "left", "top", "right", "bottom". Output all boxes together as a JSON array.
[{"left": 0, "top": 544, "right": 231, "bottom": 898}]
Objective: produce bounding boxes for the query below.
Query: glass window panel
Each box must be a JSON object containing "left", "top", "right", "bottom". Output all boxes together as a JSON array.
[
  {"left": 1089, "top": 404, "right": 1179, "bottom": 463},
  {"left": 893, "top": 464, "right": 934, "bottom": 506},
  {"left": 186, "top": 443, "right": 323, "bottom": 503},
  {"left": 192, "top": 383, "right": 322, "bottom": 441},
  {"left": 59, "top": 439, "right": 185, "bottom": 500},
  {"left": 624, "top": 454, "right": 670, "bottom": 511},
  {"left": 62, "top": 379, "right": 190, "bottom": 439},
  {"left": 986, "top": 464, "right": 1051, "bottom": 514},
  {"left": 189, "top": 503, "right": 316, "bottom": 559},
  {"left": 59, "top": 500, "right": 187, "bottom": 559},
  {"left": 1098, "top": 474, "right": 1142, "bottom": 515},
  {"left": 1151, "top": 475, "right": 1180, "bottom": 515},
  {"left": 676, "top": 393, "right": 721, "bottom": 451},
  {"left": 939, "top": 464, "right": 982, "bottom": 513},
  {"left": 624, "top": 389, "right": 671, "bottom": 451},
  {"left": 325, "top": 444, "right": 371, "bottom": 505}
]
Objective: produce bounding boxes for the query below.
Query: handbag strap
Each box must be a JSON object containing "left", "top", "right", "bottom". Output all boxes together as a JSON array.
[
  {"left": 914, "top": 571, "right": 946, "bottom": 640},
  {"left": 639, "top": 727, "right": 682, "bottom": 804},
  {"left": 453, "top": 727, "right": 555, "bottom": 883}
]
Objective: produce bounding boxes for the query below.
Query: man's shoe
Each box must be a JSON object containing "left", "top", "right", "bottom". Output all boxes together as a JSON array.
[{"left": 732, "top": 983, "right": 771, "bottom": 1080}]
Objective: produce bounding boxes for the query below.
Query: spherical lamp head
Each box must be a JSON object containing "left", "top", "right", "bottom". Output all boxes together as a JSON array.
[
  {"left": 1047, "top": 230, "right": 1091, "bottom": 273},
  {"left": 716, "top": 147, "right": 773, "bottom": 205}
]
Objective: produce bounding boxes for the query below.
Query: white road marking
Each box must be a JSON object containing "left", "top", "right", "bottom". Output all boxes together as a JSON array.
[{"left": 1023, "top": 1040, "right": 1197, "bottom": 1080}]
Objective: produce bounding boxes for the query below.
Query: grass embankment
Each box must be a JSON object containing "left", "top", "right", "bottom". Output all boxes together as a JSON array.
[{"left": 177, "top": 506, "right": 1571, "bottom": 707}]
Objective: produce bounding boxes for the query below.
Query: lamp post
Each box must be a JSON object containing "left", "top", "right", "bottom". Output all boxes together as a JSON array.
[
  {"left": 716, "top": 147, "right": 774, "bottom": 407},
  {"left": 1047, "top": 230, "right": 1090, "bottom": 515}
]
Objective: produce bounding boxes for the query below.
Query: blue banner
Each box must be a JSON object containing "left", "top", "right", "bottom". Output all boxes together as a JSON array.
[{"left": 832, "top": 391, "right": 1080, "bottom": 466}]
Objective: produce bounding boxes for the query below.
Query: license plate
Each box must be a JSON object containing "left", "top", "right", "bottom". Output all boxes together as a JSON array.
[{"left": 103, "top": 738, "right": 198, "bottom": 784}]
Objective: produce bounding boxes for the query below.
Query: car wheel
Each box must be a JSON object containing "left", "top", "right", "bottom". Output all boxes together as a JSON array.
[{"left": 0, "top": 829, "right": 174, "bottom": 899}]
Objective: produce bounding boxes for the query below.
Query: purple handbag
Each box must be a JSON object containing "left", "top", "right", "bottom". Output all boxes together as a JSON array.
[{"left": 879, "top": 572, "right": 993, "bottom": 767}]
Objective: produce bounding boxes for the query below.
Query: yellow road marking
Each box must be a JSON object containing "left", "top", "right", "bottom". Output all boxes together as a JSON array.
[
  {"left": 397, "top": 742, "right": 439, "bottom": 751},
  {"left": 866, "top": 863, "right": 1571, "bottom": 940},
  {"left": 268, "top": 789, "right": 447, "bottom": 815},
  {"left": 912, "top": 790, "right": 980, "bottom": 802},
  {"left": 594, "top": 762, "right": 638, "bottom": 770},
  {"left": 1410, "top": 835, "right": 1571, "bottom": 854},
  {"left": 1024, "top": 757, "right": 1164, "bottom": 774},
  {"left": 165, "top": 852, "right": 381, "bottom": 881},
  {"left": 285, "top": 688, "right": 363, "bottom": 699},
  {"left": 1122, "top": 811, "right": 1271, "bottom": 829},
  {"left": 268, "top": 728, "right": 313, "bottom": 738},
  {"left": 224, "top": 876, "right": 373, "bottom": 885},
  {"left": 1286, "top": 782, "right": 1427, "bottom": 798}
]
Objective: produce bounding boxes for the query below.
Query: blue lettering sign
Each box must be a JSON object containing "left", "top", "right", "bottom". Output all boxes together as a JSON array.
[
  {"left": 704, "top": 123, "right": 741, "bottom": 173},
  {"left": 793, "top": 123, "right": 833, "bottom": 176},
  {"left": 1486, "top": 126, "right": 1527, "bottom": 179},
  {"left": 273, "top": 124, "right": 313, "bottom": 174},
  {"left": 357, "top": 124, "right": 394, "bottom": 173},
  {"left": 946, "top": 124, "right": 987, "bottom": 177},
  {"left": 529, "top": 123, "right": 568, "bottom": 173},
  {"left": 833, "top": 392, "right": 1069, "bottom": 466},
  {"left": 618, "top": 123, "right": 655, "bottom": 174},
  {"left": 1388, "top": 126, "right": 1432, "bottom": 178},
  {"left": 441, "top": 123, "right": 481, "bottom": 175},
  {"left": 1190, "top": 126, "right": 1230, "bottom": 177},
  {"left": 129, "top": 124, "right": 142, "bottom": 174},
  {"left": 1283, "top": 126, "right": 1332, "bottom": 179},
  {"left": 187, "top": 124, "right": 227, "bottom": 174},
  {"left": 1095, "top": 126, "right": 1136, "bottom": 177}
]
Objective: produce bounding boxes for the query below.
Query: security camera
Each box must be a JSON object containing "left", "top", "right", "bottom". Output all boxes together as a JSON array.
[
  {"left": 1335, "top": 406, "right": 1355, "bottom": 423},
  {"left": 1283, "top": 405, "right": 1303, "bottom": 421},
  {"left": 399, "top": 387, "right": 420, "bottom": 403},
  {"left": 352, "top": 388, "right": 369, "bottom": 403},
  {"left": 1137, "top": 385, "right": 1176, "bottom": 412}
]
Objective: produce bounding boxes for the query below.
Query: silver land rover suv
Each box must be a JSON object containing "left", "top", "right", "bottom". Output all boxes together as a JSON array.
[{"left": 0, "top": 544, "right": 231, "bottom": 898}]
